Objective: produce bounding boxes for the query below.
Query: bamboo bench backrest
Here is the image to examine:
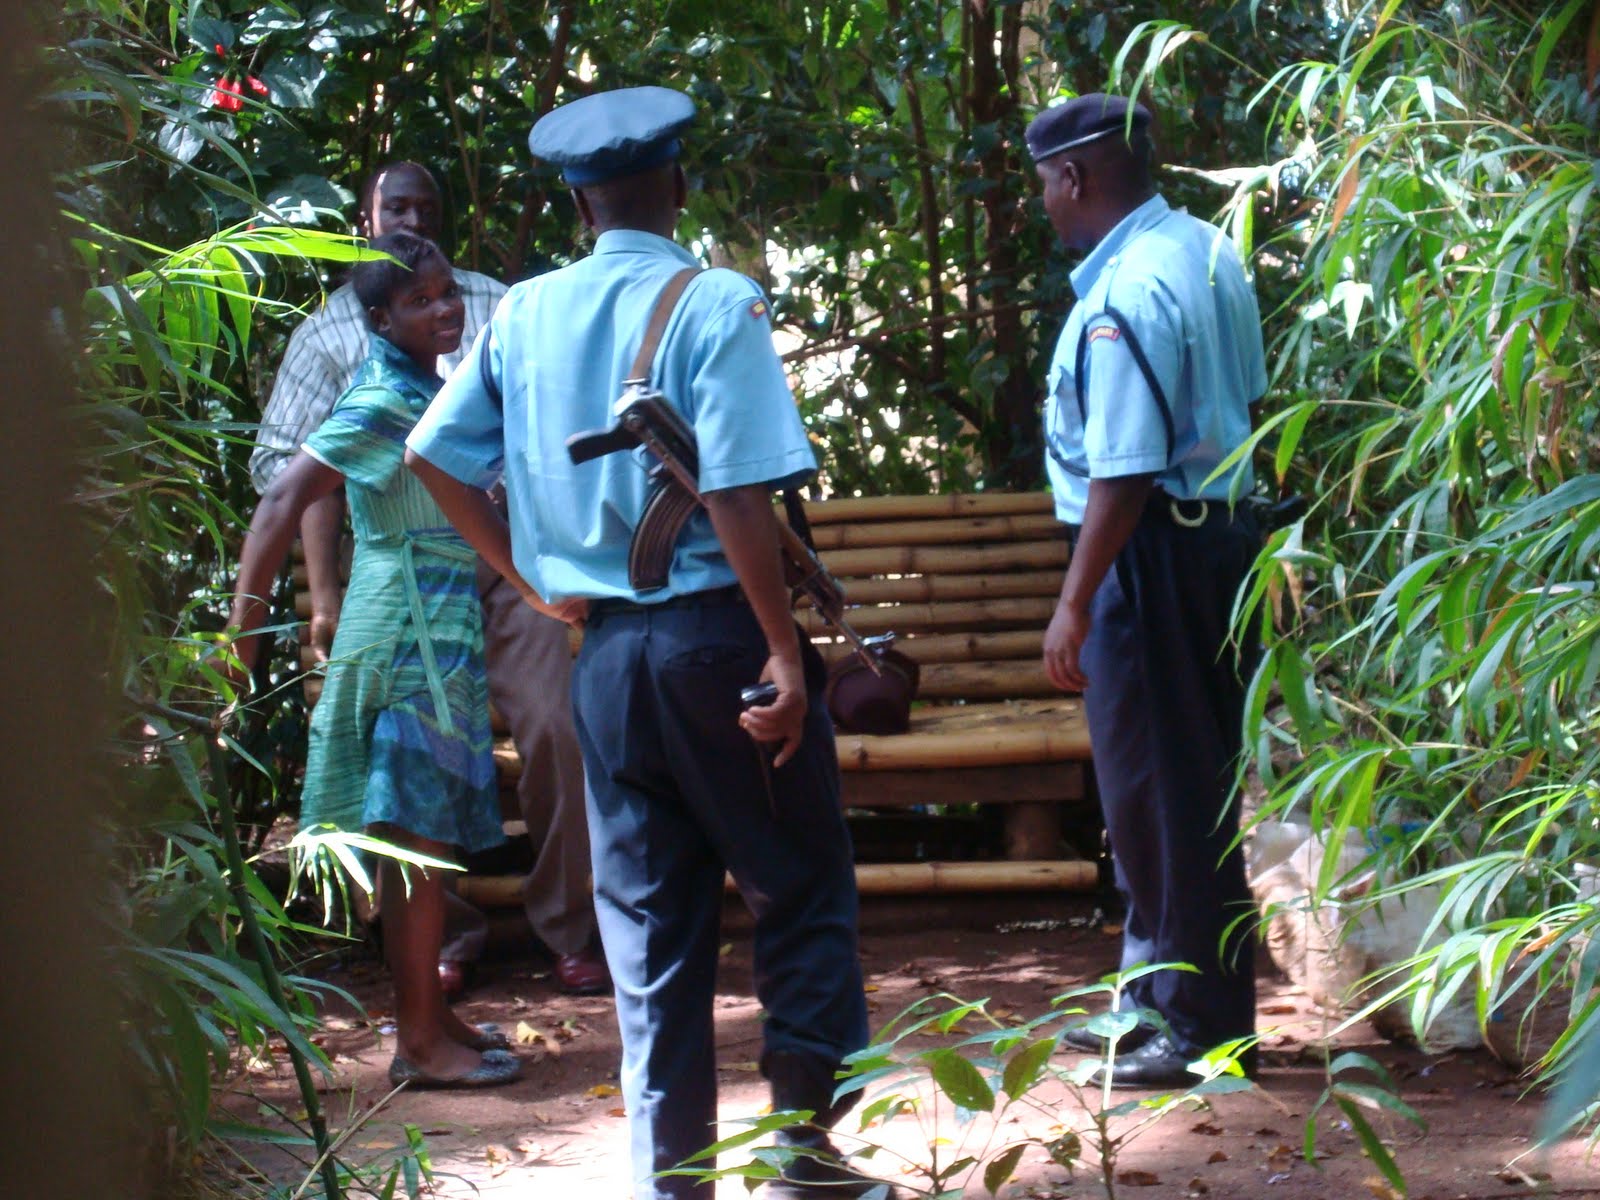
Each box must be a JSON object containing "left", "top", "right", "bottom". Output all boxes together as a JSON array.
[{"left": 798, "top": 492, "right": 1063, "bottom": 702}]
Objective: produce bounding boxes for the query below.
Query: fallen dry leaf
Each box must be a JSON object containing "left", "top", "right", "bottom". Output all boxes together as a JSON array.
[
  {"left": 864, "top": 984, "right": 879, "bottom": 993},
  {"left": 1115, "top": 1170, "right": 1161, "bottom": 1186},
  {"left": 1206, "top": 1150, "right": 1228, "bottom": 1164},
  {"left": 726, "top": 1061, "right": 760, "bottom": 1072},
  {"left": 516, "top": 1021, "right": 543, "bottom": 1046},
  {"left": 1260, "top": 1002, "right": 1298, "bottom": 1015},
  {"left": 1192, "top": 1120, "right": 1224, "bottom": 1136},
  {"left": 485, "top": 1144, "right": 512, "bottom": 1178},
  {"left": 1362, "top": 1177, "right": 1402, "bottom": 1200},
  {"left": 1495, "top": 1165, "right": 1552, "bottom": 1187},
  {"left": 1186, "top": 1179, "right": 1209, "bottom": 1196},
  {"left": 608, "top": 1107, "right": 627, "bottom": 1118},
  {"left": 587, "top": 1083, "right": 621, "bottom": 1099}
]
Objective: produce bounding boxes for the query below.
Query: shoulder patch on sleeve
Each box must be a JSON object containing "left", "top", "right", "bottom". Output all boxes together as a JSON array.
[
  {"left": 1087, "top": 325, "right": 1120, "bottom": 343},
  {"left": 748, "top": 300, "right": 769, "bottom": 319}
]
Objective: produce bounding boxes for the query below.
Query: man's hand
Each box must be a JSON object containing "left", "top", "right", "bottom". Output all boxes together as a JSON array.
[
  {"left": 739, "top": 650, "right": 807, "bottom": 767},
  {"left": 1045, "top": 474, "right": 1154, "bottom": 694},
  {"left": 1043, "top": 598, "right": 1091, "bottom": 693}
]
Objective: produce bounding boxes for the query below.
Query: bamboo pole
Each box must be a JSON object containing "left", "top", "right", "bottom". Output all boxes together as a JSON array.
[
  {"left": 808, "top": 513, "right": 1062, "bottom": 550},
  {"left": 491, "top": 698, "right": 1088, "bottom": 780},
  {"left": 458, "top": 858, "right": 1096, "bottom": 906},
  {"left": 916, "top": 659, "right": 1054, "bottom": 700},
  {"left": 799, "top": 596, "right": 1056, "bottom": 637},
  {"left": 816, "top": 629, "right": 1043, "bottom": 666},
  {"left": 835, "top": 721, "right": 1091, "bottom": 770},
  {"left": 803, "top": 492, "right": 1054, "bottom": 524},
  {"left": 803, "top": 570, "right": 1062, "bottom": 607},
  {"left": 821, "top": 540, "right": 1068, "bottom": 578}
]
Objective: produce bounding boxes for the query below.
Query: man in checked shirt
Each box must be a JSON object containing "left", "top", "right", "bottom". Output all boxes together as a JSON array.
[{"left": 251, "top": 161, "right": 609, "bottom": 999}]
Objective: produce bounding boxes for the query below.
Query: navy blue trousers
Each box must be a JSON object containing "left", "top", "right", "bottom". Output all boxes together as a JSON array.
[
  {"left": 571, "top": 594, "right": 869, "bottom": 1200},
  {"left": 1079, "top": 501, "right": 1260, "bottom": 1054}
]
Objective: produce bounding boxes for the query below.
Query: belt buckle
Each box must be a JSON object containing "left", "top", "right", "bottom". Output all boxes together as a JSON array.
[{"left": 1169, "top": 498, "right": 1209, "bottom": 528}]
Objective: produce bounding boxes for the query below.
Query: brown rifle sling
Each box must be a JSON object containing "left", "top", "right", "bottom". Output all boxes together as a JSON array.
[{"left": 630, "top": 266, "right": 703, "bottom": 383}]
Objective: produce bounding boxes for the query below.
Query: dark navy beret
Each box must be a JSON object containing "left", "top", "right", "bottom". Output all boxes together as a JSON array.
[
  {"left": 1025, "top": 93, "right": 1151, "bottom": 164},
  {"left": 528, "top": 86, "right": 696, "bottom": 187}
]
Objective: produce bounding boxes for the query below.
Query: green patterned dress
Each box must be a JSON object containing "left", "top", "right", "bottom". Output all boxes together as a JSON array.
[{"left": 298, "top": 334, "right": 503, "bottom": 854}]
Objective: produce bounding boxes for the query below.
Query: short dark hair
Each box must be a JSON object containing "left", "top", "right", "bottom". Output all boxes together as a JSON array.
[
  {"left": 351, "top": 232, "right": 446, "bottom": 317},
  {"left": 575, "top": 162, "right": 679, "bottom": 228},
  {"left": 355, "top": 161, "right": 440, "bottom": 225}
]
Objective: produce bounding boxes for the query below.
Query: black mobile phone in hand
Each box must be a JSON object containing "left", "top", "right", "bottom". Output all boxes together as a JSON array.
[{"left": 740, "top": 681, "right": 779, "bottom": 711}]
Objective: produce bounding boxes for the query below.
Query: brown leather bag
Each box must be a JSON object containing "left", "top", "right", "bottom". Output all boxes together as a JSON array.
[{"left": 825, "top": 646, "right": 920, "bottom": 735}]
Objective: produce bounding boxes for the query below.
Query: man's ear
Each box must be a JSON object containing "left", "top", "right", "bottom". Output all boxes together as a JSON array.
[
  {"left": 368, "top": 306, "right": 390, "bottom": 333},
  {"left": 572, "top": 187, "right": 596, "bottom": 230},
  {"left": 672, "top": 163, "right": 687, "bottom": 211},
  {"left": 1061, "top": 159, "right": 1084, "bottom": 200}
]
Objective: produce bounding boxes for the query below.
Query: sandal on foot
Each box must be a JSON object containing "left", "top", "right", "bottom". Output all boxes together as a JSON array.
[
  {"left": 467, "top": 1023, "right": 512, "bottom": 1052},
  {"left": 388, "top": 1049, "right": 521, "bottom": 1089}
]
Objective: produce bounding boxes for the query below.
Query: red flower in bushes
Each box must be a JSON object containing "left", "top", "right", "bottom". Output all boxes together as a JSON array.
[
  {"left": 211, "top": 78, "right": 244, "bottom": 112},
  {"left": 208, "top": 43, "right": 266, "bottom": 111}
]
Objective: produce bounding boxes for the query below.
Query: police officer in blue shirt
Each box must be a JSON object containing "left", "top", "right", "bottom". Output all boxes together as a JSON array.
[
  {"left": 404, "top": 87, "right": 890, "bottom": 1199},
  {"left": 1028, "top": 94, "right": 1265, "bottom": 1087}
]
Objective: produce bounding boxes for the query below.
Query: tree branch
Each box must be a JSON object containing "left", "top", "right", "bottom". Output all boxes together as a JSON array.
[
  {"left": 779, "top": 300, "right": 1051, "bottom": 366},
  {"left": 509, "top": 1, "right": 575, "bottom": 277}
]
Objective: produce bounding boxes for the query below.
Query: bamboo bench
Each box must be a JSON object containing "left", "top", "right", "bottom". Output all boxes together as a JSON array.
[
  {"left": 795, "top": 491, "right": 1094, "bottom": 886},
  {"left": 294, "top": 490, "right": 1097, "bottom": 894}
]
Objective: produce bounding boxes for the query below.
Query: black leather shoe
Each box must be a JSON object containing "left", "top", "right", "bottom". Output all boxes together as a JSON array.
[
  {"left": 1060, "top": 1019, "right": 1156, "bottom": 1056},
  {"left": 761, "top": 1147, "right": 903, "bottom": 1199},
  {"left": 1092, "top": 1032, "right": 1209, "bottom": 1089}
]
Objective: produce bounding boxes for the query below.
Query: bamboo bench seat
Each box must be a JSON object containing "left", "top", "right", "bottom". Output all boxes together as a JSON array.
[{"left": 293, "top": 489, "right": 1094, "bottom": 888}]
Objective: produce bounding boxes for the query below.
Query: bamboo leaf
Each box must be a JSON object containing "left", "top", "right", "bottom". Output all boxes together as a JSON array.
[{"left": 1532, "top": 0, "right": 1588, "bottom": 92}]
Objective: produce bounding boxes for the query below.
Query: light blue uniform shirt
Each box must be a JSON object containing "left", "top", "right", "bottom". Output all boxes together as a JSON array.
[
  {"left": 407, "top": 229, "right": 816, "bottom": 602},
  {"left": 1042, "top": 195, "right": 1266, "bottom": 525}
]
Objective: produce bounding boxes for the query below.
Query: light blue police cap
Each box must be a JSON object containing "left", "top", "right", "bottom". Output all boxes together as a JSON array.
[{"left": 528, "top": 86, "right": 697, "bottom": 187}]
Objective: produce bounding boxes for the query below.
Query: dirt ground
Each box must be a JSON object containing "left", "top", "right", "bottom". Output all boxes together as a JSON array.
[{"left": 228, "top": 891, "right": 1599, "bottom": 1199}]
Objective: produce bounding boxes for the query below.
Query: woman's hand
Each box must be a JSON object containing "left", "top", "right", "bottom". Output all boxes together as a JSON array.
[
  {"left": 308, "top": 598, "right": 341, "bottom": 663},
  {"left": 522, "top": 588, "right": 589, "bottom": 628}
]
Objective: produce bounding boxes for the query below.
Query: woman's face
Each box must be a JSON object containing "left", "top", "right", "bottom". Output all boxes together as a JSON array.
[{"left": 374, "top": 252, "right": 465, "bottom": 365}]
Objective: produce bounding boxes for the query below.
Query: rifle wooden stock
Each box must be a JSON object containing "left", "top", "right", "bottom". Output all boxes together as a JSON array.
[{"left": 568, "top": 394, "right": 885, "bottom": 674}]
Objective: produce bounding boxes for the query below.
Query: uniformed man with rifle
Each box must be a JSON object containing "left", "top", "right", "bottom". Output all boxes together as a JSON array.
[{"left": 404, "top": 86, "right": 896, "bottom": 1200}]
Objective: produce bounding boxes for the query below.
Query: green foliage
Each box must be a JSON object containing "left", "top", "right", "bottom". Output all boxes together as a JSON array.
[
  {"left": 1305, "top": 1052, "right": 1425, "bottom": 1195},
  {"left": 675, "top": 975, "right": 1256, "bottom": 1199},
  {"left": 43, "top": 0, "right": 1600, "bottom": 1187},
  {"left": 1119, "top": 0, "right": 1600, "bottom": 1141}
]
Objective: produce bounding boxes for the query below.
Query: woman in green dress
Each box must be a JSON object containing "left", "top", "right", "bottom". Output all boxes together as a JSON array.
[{"left": 222, "top": 233, "right": 559, "bottom": 1087}]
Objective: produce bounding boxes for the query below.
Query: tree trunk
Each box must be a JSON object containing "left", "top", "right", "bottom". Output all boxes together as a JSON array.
[{"left": 968, "top": 0, "right": 1042, "bottom": 489}]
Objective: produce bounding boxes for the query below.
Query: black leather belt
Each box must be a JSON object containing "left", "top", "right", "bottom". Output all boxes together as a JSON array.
[
  {"left": 589, "top": 583, "right": 745, "bottom": 618},
  {"left": 1062, "top": 491, "right": 1241, "bottom": 544}
]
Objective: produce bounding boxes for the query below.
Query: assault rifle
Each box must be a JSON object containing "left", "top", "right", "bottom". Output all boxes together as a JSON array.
[{"left": 566, "top": 384, "right": 883, "bottom": 676}]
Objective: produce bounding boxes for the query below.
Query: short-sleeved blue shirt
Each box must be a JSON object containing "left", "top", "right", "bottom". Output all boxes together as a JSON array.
[
  {"left": 1042, "top": 195, "right": 1266, "bottom": 525},
  {"left": 407, "top": 229, "right": 816, "bottom": 602}
]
